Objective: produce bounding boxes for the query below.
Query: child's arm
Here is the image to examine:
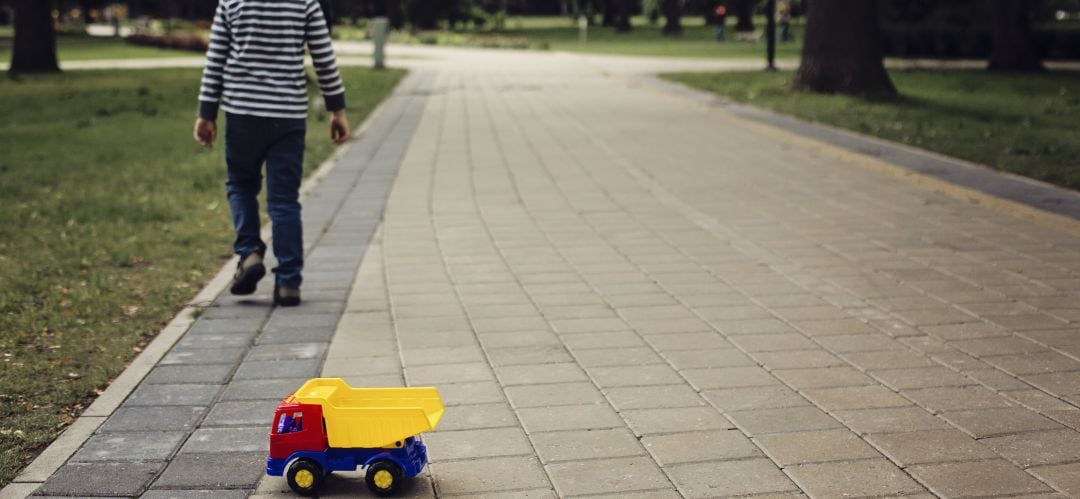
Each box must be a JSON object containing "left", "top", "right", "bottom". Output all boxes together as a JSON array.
[
  {"left": 304, "top": 0, "right": 349, "bottom": 143},
  {"left": 194, "top": 0, "right": 231, "bottom": 146}
]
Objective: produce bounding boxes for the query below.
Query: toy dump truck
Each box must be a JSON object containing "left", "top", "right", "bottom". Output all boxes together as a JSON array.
[{"left": 266, "top": 378, "right": 444, "bottom": 496}]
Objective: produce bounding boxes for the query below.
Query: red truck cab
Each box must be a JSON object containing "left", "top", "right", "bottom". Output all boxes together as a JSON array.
[{"left": 269, "top": 398, "right": 328, "bottom": 461}]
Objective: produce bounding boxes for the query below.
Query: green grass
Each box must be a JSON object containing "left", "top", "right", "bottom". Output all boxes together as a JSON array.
[
  {"left": 338, "top": 15, "right": 804, "bottom": 59},
  {"left": 1, "top": 35, "right": 197, "bottom": 63},
  {"left": 0, "top": 66, "right": 405, "bottom": 486},
  {"left": 662, "top": 69, "right": 1080, "bottom": 190}
]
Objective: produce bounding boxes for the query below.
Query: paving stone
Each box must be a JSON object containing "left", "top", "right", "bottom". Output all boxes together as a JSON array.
[
  {"left": 870, "top": 366, "right": 976, "bottom": 390},
  {"left": 573, "top": 347, "right": 664, "bottom": 367},
  {"left": 1026, "top": 371, "right": 1080, "bottom": 397},
  {"left": 517, "top": 403, "right": 623, "bottom": 432},
  {"left": 71, "top": 431, "right": 186, "bottom": 462},
  {"left": 202, "top": 399, "right": 279, "bottom": 427},
  {"left": 505, "top": 382, "right": 603, "bottom": 408},
  {"left": 246, "top": 342, "right": 327, "bottom": 361},
  {"left": 530, "top": 428, "right": 644, "bottom": 463},
  {"left": 868, "top": 429, "right": 998, "bottom": 466},
  {"left": 143, "top": 364, "right": 235, "bottom": 385},
  {"left": 681, "top": 366, "right": 777, "bottom": 390},
  {"left": 187, "top": 318, "right": 265, "bottom": 335},
  {"left": 1030, "top": 463, "right": 1080, "bottom": 497},
  {"left": 661, "top": 348, "right": 756, "bottom": 369},
  {"left": 182, "top": 427, "right": 268, "bottom": 453},
  {"left": 622, "top": 406, "right": 733, "bottom": 436},
  {"left": 257, "top": 326, "right": 336, "bottom": 345},
  {"left": 950, "top": 336, "right": 1049, "bottom": 357},
  {"left": 175, "top": 332, "right": 256, "bottom": 350},
  {"left": 905, "top": 386, "right": 1014, "bottom": 413},
  {"left": 642, "top": 429, "right": 760, "bottom": 465},
  {"left": 587, "top": 364, "right": 683, "bottom": 388},
  {"left": 642, "top": 332, "right": 732, "bottom": 351},
  {"left": 100, "top": 406, "right": 206, "bottom": 433},
  {"left": 729, "top": 333, "right": 818, "bottom": 353},
  {"left": 753, "top": 349, "right": 845, "bottom": 369},
  {"left": 801, "top": 385, "right": 910, "bottom": 411},
  {"left": 793, "top": 318, "right": 878, "bottom": 336},
  {"left": 126, "top": 384, "right": 221, "bottom": 407},
  {"left": 37, "top": 461, "right": 163, "bottom": 497},
  {"left": 702, "top": 385, "right": 810, "bottom": 412},
  {"left": 431, "top": 456, "right": 549, "bottom": 495},
  {"left": 560, "top": 331, "right": 644, "bottom": 350},
  {"left": 942, "top": 407, "right": 1064, "bottom": 438},
  {"left": 605, "top": 384, "right": 705, "bottom": 410},
  {"left": 908, "top": 459, "right": 1052, "bottom": 497},
  {"left": 728, "top": 406, "right": 843, "bottom": 435},
  {"left": 141, "top": 490, "right": 250, "bottom": 499},
  {"left": 921, "top": 322, "right": 1012, "bottom": 341},
  {"left": 425, "top": 428, "right": 533, "bottom": 461},
  {"left": 986, "top": 351, "right": 1080, "bottom": 377},
  {"left": 549, "top": 318, "right": 629, "bottom": 334},
  {"left": 488, "top": 345, "right": 573, "bottom": 366},
  {"left": 233, "top": 359, "right": 321, "bottom": 380},
  {"left": 494, "top": 363, "right": 588, "bottom": 386},
  {"left": 787, "top": 458, "right": 925, "bottom": 498},
  {"left": 816, "top": 334, "right": 906, "bottom": 353},
  {"left": 714, "top": 318, "right": 795, "bottom": 335},
  {"left": 755, "top": 429, "right": 881, "bottom": 466},
  {"left": 547, "top": 456, "right": 669, "bottom": 497},
  {"left": 435, "top": 403, "right": 517, "bottom": 432},
  {"left": 965, "top": 368, "right": 1032, "bottom": 391},
  {"left": 438, "top": 381, "right": 506, "bottom": 406},
  {"left": 221, "top": 378, "right": 307, "bottom": 401},
  {"left": 983, "top": 429, "right": 1080, "bottom": 468},
  {"left": 479, "top": 330, "right": 562, "bottom": 349},
  {"left": 407, "top": 362, "right": 494, "bottom": 385},
  {"left": 774, "top": 367, "right": 876, "bottom": 389},
  {"left": 154, "top": 451, "right": 267, "bottom": 489},
  {"left": 667, "top": 458, "right": 798, "bottom": 498},
  {"left": 160, "top": 347, "right": 247, "bottom": 366}
]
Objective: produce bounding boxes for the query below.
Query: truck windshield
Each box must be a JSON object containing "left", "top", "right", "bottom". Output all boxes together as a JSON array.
[{"left": 275, "top": 412, "right": 304, "bottom": 434}]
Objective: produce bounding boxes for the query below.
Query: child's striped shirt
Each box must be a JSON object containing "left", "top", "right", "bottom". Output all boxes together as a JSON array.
[{"left": 197, "top": 0, "right": 345, "bottom": 120}]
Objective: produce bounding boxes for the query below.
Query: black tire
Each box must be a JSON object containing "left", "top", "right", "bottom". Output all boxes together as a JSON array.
[
  {"left": 286, "top": 459, "right": 324, "bottom": 497},
  {"left": 365, "top": 460, "right": 403, "bottom": 497}
]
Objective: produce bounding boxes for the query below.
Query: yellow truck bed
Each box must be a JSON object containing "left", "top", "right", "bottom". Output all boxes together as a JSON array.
[{"left": 291, "top": 378, "right": 444, "bottom": 449}]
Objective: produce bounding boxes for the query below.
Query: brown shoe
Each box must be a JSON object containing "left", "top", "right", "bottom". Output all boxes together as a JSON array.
[
  {"left": 274, "top": 285, "right": 301, "bottom": 307},
  {"left": 230, "top": 253, "right": 265, "bottom": 296}
]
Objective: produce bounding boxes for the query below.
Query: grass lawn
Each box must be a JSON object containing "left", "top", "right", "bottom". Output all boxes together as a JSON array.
[
  {"left": 339, "top": 15, "right": 803, "bottom": 59},
  {"left": 662, "top": 70, "right": 1080, "bottom": 190},
  {"left": 0, "top": 66, "right": 405, "bottom": 487},
  {"left": 0, "top": 35, "right": 197, "bottom": 63}
]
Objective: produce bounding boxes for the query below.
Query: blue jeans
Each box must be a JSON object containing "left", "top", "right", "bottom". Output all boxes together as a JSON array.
[{"left": 224, "top": 113, "right": 306, "bottom": 288}]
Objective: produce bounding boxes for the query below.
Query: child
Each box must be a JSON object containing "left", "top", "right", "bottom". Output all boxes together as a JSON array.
[
  {"left": 714, "top": 4, "right": 728, "bottom": 41},
  {"left": 193, "top": 0, "right": 350, "bottom": 307}
]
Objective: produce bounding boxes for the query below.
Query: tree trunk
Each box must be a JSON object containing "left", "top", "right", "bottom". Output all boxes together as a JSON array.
[
  {"left": 988, "top": 0, "right": 1044, "bottom": 72},
  {"left": 385, "top": 0, "right": 404, "bottom": 29},
  {"left": 733, "top": 0, "right": 755, "bottom": 32},
  {"left": 792, "top": 0, "right": 896, "bottom": 99},
  {"left": 10, "top": 0, "right": 60, "bottom": 74},
  {"left": 613, "top": 0, "right": 632, "bottom": 31},
  {"left": 661, "top": 0, "right": 682, "bottom": 34},
  {"left": 602, "top": 0, "right": 615, "bottom": 26}
]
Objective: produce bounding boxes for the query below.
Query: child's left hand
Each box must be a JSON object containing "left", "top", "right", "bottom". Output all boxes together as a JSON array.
[{"left": 330, "top": 111, "right": 350, "bottom": 145}]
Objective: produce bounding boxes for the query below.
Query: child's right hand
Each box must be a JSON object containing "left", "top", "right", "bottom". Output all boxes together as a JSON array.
[{"left": 194, "top": 118, "right": 217, "bottom": 148}]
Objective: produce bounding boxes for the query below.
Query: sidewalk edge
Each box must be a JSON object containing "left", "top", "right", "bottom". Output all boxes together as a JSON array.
[{"left": 2, "top": 73, "right": 408, "bottom": 494}]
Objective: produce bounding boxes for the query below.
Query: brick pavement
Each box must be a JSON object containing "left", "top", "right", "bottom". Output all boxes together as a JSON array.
[{"left": 14, "top": 50, "right": 1080, "bottom": 498}]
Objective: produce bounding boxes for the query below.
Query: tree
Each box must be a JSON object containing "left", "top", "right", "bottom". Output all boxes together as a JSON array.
[
  {"left": 10, "top": 0, "right": 60, "bottom": 73},
  {"left": 792, "top": 0, "right": 896, "bottom": 98},
  {"left": 660, "top": 0, "right": 682, "bottom": 34},
  {"left": 988, "top": 0, "right": 1044, "bottom": 72},
  {"left": 612, "top": 0, "right": 632, "bottom": 31},
  {"left": 732, "top": 0, "right": 755, "bottom": 33}
]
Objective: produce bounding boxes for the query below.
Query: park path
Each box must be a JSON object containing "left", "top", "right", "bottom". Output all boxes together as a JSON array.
[{"left": 9, "top": 47, "right": 1080, "bottom": 498}]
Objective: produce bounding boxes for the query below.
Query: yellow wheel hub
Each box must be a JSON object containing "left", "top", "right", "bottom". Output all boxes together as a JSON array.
[
  {"left": 373, "top": 469, "right": 394, "bottom": 489},
  {"left": 294, "top": 469, "right": 315, "bottom": 489}
]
